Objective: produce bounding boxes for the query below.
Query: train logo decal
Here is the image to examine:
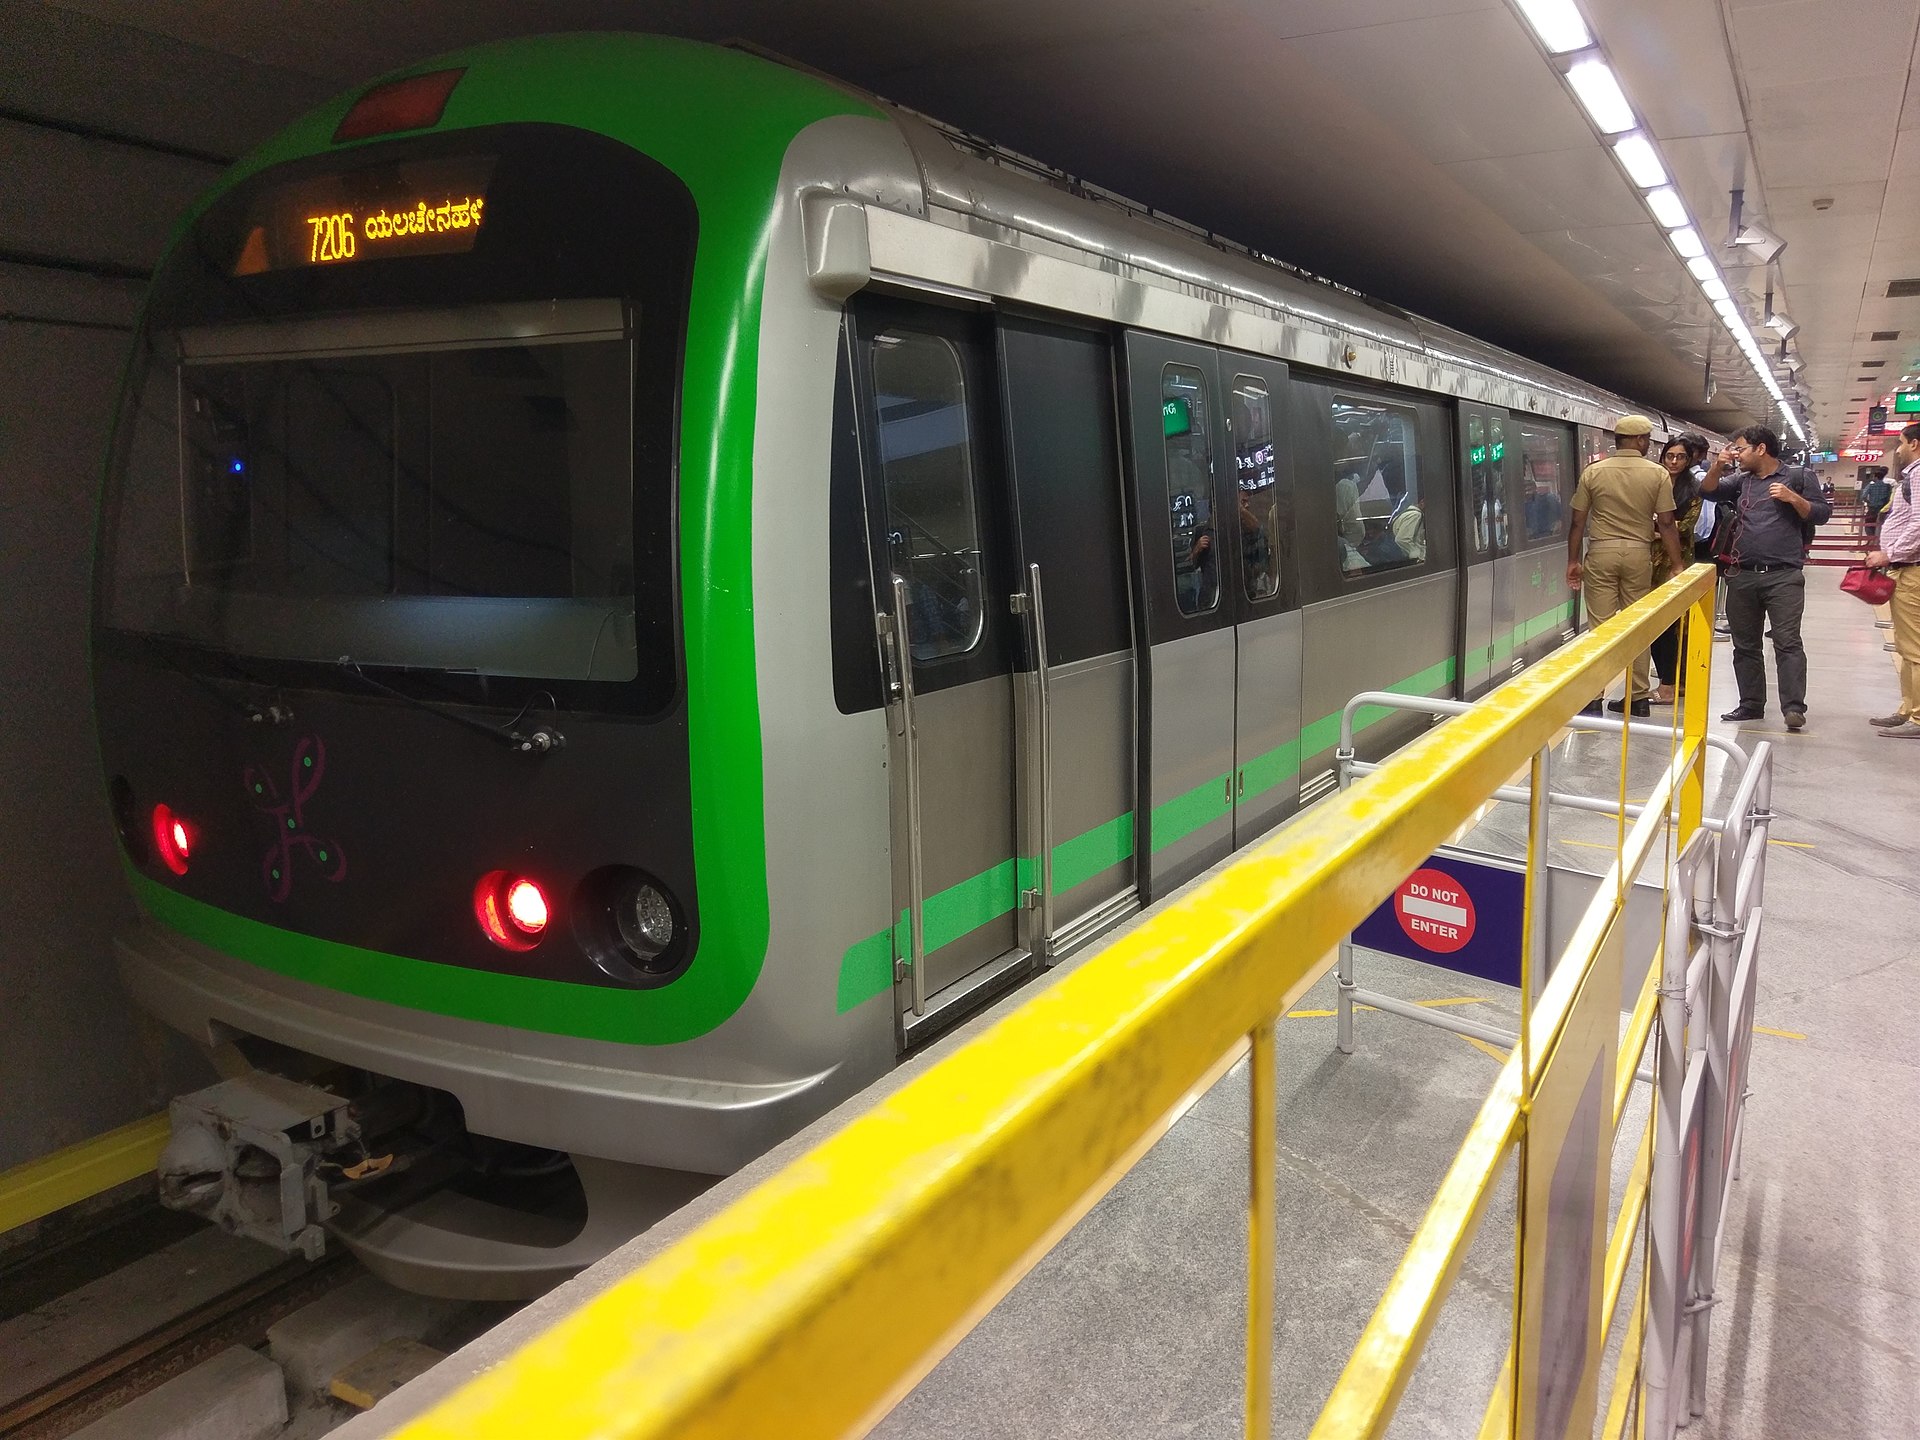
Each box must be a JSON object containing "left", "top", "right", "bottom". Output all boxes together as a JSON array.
[{"left": 244, "top": 736, "right": 347, "bottom": 903}]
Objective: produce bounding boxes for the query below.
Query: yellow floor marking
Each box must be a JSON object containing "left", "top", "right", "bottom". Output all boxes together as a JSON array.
[
  {"left": 1752, "top": 1024, "right": 1806, "bottom": 1040},
  {"left": 1768, "top": 839, "right": 1815, "bottom": 849},
  {"left": 1462, "top": 1036, "right": 1510, "bottom": 1062},
  {"left": 1286, "top": 997, "right": 1491, "bottom": 1020},
  {"left": 1560, "top": 838, "right": 1616, "bottom": 851}
]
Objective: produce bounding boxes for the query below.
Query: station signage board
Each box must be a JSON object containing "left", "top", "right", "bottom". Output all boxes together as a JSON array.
[
  {"left": 1869, "top": 405, "right": 1889, "bottom": 435},
  {"left": 1896, "top": 391, "right": 1920, "bottom": 415}
]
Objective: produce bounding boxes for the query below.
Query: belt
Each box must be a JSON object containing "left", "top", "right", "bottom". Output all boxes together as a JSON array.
[
  {"left": 1889, "top": 562, "right": 1914, "bottom": 571},
  {"left": 1731, "top": 562, "right": 1799, "bottom": 573}
]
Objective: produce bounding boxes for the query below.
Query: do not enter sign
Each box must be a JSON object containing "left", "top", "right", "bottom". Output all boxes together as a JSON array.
[
  {"left": 1354, "top": 849, "right": 1521, "bottom": 986},
  {"left": 1394, "top": 867, "right": 1477, "bottom": 954}
]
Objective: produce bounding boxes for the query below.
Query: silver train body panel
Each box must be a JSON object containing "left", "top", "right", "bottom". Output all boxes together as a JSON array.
[{"left": 118, "top": 75, "right": 1651, "bottom": 1193}]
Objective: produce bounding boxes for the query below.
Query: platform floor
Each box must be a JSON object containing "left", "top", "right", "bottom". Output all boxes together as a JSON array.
[{"left": 339, "top": 567, "right": 1920, "bottom": 1439}]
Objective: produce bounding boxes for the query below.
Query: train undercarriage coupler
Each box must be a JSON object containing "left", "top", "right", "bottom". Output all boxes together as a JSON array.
[{"left": 157, "top": 1071, "right": 358, "bottom": 1260}]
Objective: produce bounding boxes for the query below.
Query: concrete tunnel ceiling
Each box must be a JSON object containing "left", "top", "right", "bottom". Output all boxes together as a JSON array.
[{"left": 9, "top": 0, "right": 1920, "bottom": 442}]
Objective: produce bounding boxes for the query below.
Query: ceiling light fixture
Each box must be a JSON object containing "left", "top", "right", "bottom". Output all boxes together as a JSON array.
[
  {"left": 1645, "top": 186, "right": 1689, "bottom": 229},
  {"left": 1669, "top": 226, "right": 1706, "bottom": 259},
  {"left": 1612, "top": 133, "right": 1668, "bottom": 188},
  {"left": 1702, "top": 277, "right": 1730, "bottom": 302},
  {"left": 1566, "top": 58, "right": 1636, "bottom": 134},
  {"left": 1514, "top": 0, "right": 1594, "bottom": 53},
  {"left": 1764, "top": 311, "right": 1798, "bottom": 339}
]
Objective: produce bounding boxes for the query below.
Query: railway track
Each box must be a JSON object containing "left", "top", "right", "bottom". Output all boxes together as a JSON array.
[{"left": 0, "top": 1246, "right": 358, "bottom": 1439}]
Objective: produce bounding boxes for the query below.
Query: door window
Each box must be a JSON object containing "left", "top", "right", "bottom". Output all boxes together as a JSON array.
[
  {"left": 1467, "top": 413, "right": 1492, "bottom": 558},
  {"left": 1331, "top": 395, "right": 1425, "bottom": 577},
  {"left": 871, "top": 330, "right": 985, "bottom": 662},
  {"left": 1488, "top": 415, "right": 1511, "bottom": 551},
  {"left": 1162, "top": 364, "right": 1219, "bottom": 616},
  {"left": 1230, "top": 376, "right": 1282, "bottom": 602}
]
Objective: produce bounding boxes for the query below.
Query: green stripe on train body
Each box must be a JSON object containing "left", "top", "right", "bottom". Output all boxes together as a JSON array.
[
  {"left": 132, "top": 36, "right": 882, "bottom": 1045},
  {"left": 835, "top": 592, "right": 1574, "bottom": 1010}
]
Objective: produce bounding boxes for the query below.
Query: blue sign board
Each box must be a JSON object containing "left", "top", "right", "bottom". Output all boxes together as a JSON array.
[{"left": 1352, "top": 848, "right": 1527, "bottom": 987}]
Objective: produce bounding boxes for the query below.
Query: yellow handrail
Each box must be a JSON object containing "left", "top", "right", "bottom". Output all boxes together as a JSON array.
[{"left": 394, "top": 566, "right": 1717, "bottom": 1440}]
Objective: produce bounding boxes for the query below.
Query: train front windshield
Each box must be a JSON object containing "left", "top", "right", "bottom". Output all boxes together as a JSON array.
[
  {"left": 107, "top": 314, "right": 638, "bottom": 683},
  {"left": 96, "top": 126, "right": 694, "bottom": 713}
]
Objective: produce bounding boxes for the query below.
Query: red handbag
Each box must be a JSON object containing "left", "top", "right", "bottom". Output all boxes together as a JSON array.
[{"left": 1841, "top": 565, "right": 1897, "bottom": 605}]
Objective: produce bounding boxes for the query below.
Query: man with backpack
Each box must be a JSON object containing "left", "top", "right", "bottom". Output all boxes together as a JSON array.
[
  {"left": 1699, "top": 425, "right": 1833, "bottom": 730},
  {"left": 1861, "top": 468, "right": 1894, "bottom": 545},
  {"left": 1864, "top": 424, "right": 1920, "bottom": 737}
]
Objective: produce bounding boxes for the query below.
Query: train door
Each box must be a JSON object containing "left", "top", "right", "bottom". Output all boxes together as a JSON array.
[
  {"left": 1457, "top": 403, "right": 1507, "bottom": 696},
  {"left": 1222, "top": 355, "right": 1302, "bottom": 844},
  {"left": 997, "top": 315, "right": 1139, "bottom": 960},
  {"left": 1486, "top": 408, "right": 1520, "bottom": 681},
  {"left": 1514, "top": 418, "right": 1577, "bottom": 666},
  {"left": 852, "top": 299, "right": 1025, "bottom": 1031},
  {"left": 1122, "top": 333, "right": 1238, "bottom": 899}
]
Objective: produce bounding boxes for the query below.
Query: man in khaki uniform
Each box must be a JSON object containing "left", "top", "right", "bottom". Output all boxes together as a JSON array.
[{"left": 1566, "top": 415, "right": 1684, "bottom": 715}]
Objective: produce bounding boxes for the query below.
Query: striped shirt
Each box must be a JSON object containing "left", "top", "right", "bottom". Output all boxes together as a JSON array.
[{"left": 1882, "top": 459, "right": 1920, "bottom": 566}]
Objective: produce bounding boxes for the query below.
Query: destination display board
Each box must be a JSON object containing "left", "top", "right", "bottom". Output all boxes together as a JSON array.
[{"left": 232, "top": 155, "right": 495, "bottom": 275}]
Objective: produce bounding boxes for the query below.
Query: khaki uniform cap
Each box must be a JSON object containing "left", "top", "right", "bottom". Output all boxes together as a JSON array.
[{"left": 1614, "top": 414, "right": 1654, "bottom": 436}]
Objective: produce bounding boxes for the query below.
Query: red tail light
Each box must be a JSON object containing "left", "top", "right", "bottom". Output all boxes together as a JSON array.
[
  {"left": 152, "top": 804, "right": 192, "bottom": 875},
  {"left": 475, "top": 871, "right": 550, "bottom": 950},
  {"left": 333, "top": 68, "right": 466, "bottom": 144}
]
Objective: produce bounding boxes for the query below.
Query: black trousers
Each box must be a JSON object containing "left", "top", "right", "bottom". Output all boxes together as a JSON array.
[
  {"left": 1650, "top": 619, "right": 1683, "bottom": 687},
  {"left": 1724, "top": 567, "right": 1808, "bottom": 711}
]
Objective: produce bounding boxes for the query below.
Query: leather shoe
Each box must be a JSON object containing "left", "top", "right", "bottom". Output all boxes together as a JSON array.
[
  {"left": 1784, "top": 707, "right": 1806, "bottom": 732},
  {"left": 1721, "top": 705, "right": 1765, "bottom": 722},
  {"left": 1607, "top": 698, "right": 1652, "bottom": 717},
  {"left": 1869, "top": 711, "right": 1907, "bottom": 728},
  {"left": 1878, "top": 721, "right": 1920, "bottom": 739}
]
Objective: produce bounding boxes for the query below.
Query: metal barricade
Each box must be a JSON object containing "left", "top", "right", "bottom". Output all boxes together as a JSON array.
[
  {"left": 1313, "top": 593, "right": 1772, "bottom": 1440},
  {"left": 387, "top": 568, "right": 1729, "bottom": 1440}
]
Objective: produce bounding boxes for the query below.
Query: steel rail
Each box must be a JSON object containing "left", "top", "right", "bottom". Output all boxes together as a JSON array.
[{"left": 389, "top": 567, "right": 1715, "bottom": 1440}]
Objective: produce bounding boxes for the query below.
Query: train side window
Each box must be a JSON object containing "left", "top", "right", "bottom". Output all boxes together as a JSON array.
[
  {"left": 1162, "top": 363, "right": 1219, "bottom": 616},
  {"left": 870, "top": 329, "right": 985, "bottom": 662},
  {"left": 1330, "top": 395, "right": 1425, "bottom": 578},
  {"left": 1230, "top": 376, "right": 1281, "bottom": 602},
  {"left": 1518, "top": 423, "right": 1569, "bottom": 543}
]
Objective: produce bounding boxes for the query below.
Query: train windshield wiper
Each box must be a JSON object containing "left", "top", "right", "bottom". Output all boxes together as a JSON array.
[
  {"left": 335, "top": 660, "right": 565, "bottom": 756},
  {"left": 145, "top": 639, "right": 294, "bottom": 726}
]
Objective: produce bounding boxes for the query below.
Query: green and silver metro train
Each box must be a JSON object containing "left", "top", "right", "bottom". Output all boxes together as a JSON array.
[{"left": 93, "top": 34, "right": 1685, "bottom": 1294}]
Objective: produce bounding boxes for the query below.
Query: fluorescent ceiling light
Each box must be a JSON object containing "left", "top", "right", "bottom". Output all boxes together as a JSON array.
[
  {"left": 1567, "top": 57, "right": 1636, "bottom": 134},
  {"left": 1646, "top": 186, "right": 1689, "bottom": 229},
  {"left": 1686, "top": 255, "right": 1718, "bottom": 281},
  {"left": 1712, "top": 297, "right": 1741, "bottom": 319},
  {"left": 1514, "top": 0, "right": 1593, "bottom": 53},
  {"left": 1669, "top": 226, "right": 1706, "bottom": 258},
  {"left": 1702, "top": 277, "right": 1730, "bottom": 302},
  {"left": 1612, "top": 134, "right": 1667, "bottom": 188}
]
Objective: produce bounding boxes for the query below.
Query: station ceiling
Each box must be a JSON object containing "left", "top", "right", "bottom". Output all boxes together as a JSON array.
[{"left": 8, "top": 0, "right": 1918, "bottom": 445}]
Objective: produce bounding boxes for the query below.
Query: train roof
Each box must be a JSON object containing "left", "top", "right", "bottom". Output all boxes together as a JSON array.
[{"left": 857, "top": 92, "right": 1709, "bottom": 443}]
